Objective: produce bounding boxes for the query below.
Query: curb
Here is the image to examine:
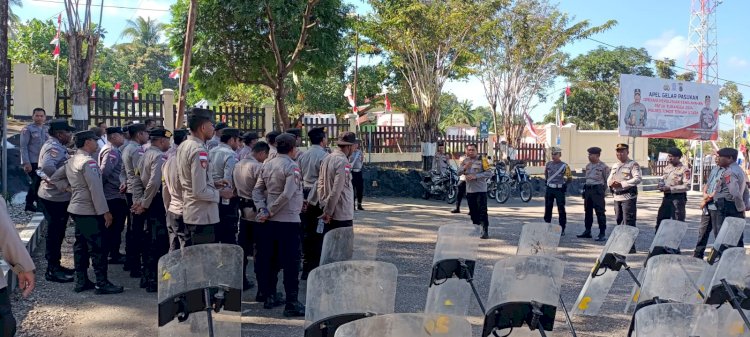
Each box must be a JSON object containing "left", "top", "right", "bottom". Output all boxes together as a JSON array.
[{"left": 1, "top": 212, "right": 45, "bottom": 290}]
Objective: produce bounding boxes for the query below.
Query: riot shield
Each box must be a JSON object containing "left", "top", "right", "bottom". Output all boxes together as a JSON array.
[
  {"left": 319, "top": 226, "right": 380, "bottom": 266},
  {"left": 572, "top": 225, "right": 640, "bottom": 316},
  {"left": 705, "top": 246, "right": 750, "bottom": 309},
  {"left": 696, "top": 247, "right": 746, "bottom": 303},
  {"left": 633, "top": 303, "right": 717, "bottom": 337},
  {"left": 718, "top": 305, "right": 750, "bottom": 337},
  {"left": 425, "top": 278, "right": 472, "bottom": 316},
  {"left": 516, "top": 222, "right": 562, "bottom": 256},
  {"left": 304, "top": 261, "right": 398, "bottom": 337},
  {"left": 431, "top": 224, "right": 478, "bottom": 284},
  {"left": 482, "top": 255, "right": 565, "bottom": 337},
  {"left": 707, "top": 217, "right": 747, "bottom": 264},
  {"left": 334, "top": 313, "right": 472, "bottom": 337},
  {"left": 625, "top": 219, "right": 688, "bottom": 313},
  {"left": 157, "top": 244, "right": 243, "bottom": 337},
  {"left": 635, "top": 255, "right": 706, "bottom": 310}
]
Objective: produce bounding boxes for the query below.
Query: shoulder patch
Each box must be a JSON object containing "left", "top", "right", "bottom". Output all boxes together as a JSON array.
[
  {"left": 21, "top": 127, "right": 28, "bottom": 133},
  {"left": 198, "top": 151, "right": 209, "bottom": 169},
  {"left": 137, "top": 147, "right": 145, "bottom": 154},
  {"left": 49, "top": 148, "right": 59, "bottom": 158},
  {"left": 344, "top": 163, "right": 352, "bottom": 174}
]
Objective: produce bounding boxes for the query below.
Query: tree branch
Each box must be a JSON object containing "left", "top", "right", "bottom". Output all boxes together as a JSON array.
[{"left": 285, "top": 0, "right": 319, "bottom": 71}]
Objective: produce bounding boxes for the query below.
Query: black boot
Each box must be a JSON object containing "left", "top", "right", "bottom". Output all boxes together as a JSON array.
[
  {"left": 629, "top": 245, "right": 637, "bottom": 254},
  {"left": 595, "top": 232, "right": 607, "bottom": 242},
  {"left": 95, "top": 280, "right": 124, "bottom": 295},
  {"left": 146, "top": 281, "right": 158, "bottom": 293},
  {"left": 283, "top": 301, "right": 306, "bottom": 317},
  {"left": 577, "top": 230, "right": 592, "bottom": 238},
  {"left": 357, "top": 204, "right": 364, "bottom": 211},
  {"left": 480, "top": 224, "right": 489, "bottom": 239},
  {"left": 450, "top": 208, "right": 460, "bottom": 213},
  {"left": 560, "top": 227, "right": 566, "bottom": 236},
  {"left": 59, "top": 266, "right": 75, "bottom": 275},
  {"left": 46, "top": 267, "right": 74, "bottom": 283},
  {"left": 73, "top": 273, "right": 95, "bottom": 293}
]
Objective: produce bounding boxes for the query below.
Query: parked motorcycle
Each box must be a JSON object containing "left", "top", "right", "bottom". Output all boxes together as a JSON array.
[
  {"left": 493, "top": 160, "right": 533, "bottom": 203},
  {"left": 420, "top": 166, "right": 458, "bottom": 203}
]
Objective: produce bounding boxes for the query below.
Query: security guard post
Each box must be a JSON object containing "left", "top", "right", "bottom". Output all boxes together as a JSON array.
[
  {"left": 162, "top": 129, "right": 188, "bottom": 251},
  {"left": 20, "top": 108, "right": 48, "bottom": 212},
  {"left": 209, "top": 128, "right": 242, "bottom": 244},
  {"left": 578, "top": 147, "right": 611, "bottom": 241},
  {"left": 265, "top": 130, "right": 281, "bottom": 162},
  {"left": 296, "top": 127, "right": 328, "bottom": 279},
  {"left": 655, "top": 148, "right": 690, "bottom": 232},
  {"left": 694, "top": 154, "right": 724, "bottom": 258},
  {"left": 121, "top": 123, "right": 148, "bottom": 278},
  {"left": 177, "top": 108, "right": 234, "bottom": 245},
  {"left": 252, "top": 133, "right": 306, "bottom": 317},
  {"left": 457, "top": 143, "right": 493, "bottom": 239},
  {"left": 711, "top": 148, "right": 747, "bottom": 246},
  {"left": 237, "top": 132, "right": 259, "bottom": 160},
  {"left": 543, "top": 147, "right": 572, "bottom": 235},
  {"left": 606, "top": 143, "right": 642, "bottom": 253},
  {"left": 37, "top": 119, "right": 76, "bottom": 283},
  {"left": 98, "top": 127, "right": 128, "bottom": 264},
  {"left": 206, "top": 122, "right": 228, "bottom": 151},
  {"left": 66, "top": 131, "right": 123, "bottom": 294},
  {"left": 233, "top": 141, "right": 269, "bottom": 290},
  {"left": 133, "top": 127, "right": 172, "bottom": 292},
  {"left": 350, "top": 142, "right": 364, "bottom": 210}
]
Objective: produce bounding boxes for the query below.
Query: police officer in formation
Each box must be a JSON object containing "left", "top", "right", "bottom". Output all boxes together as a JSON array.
[
  {"left": 266, "top": 130, "right": 280, "bottom": 161},
  {"left": 318, "top": 132, "right": 357, "bottom": 229},
  {"left": 543, "top": 147, "right": 572, "bottom": 235},
  {"left": 694, "top": 154, "right": 723, "bottom": 258},
  {"left": 655, "top": 148, "right": 690, "bottom": 231},
  {"left": 206, "top": 122, "right": 228, "bottom": 151},
  {"left": 237, "top": 132, "right": 259, "bottom": 160},
  {"left": 98, "top": 127, "right": 128, "bottom": 264},
  {"left": 710, "top": 148, "right": 746, "bottom": 245},
  {"left": 162, "top": 129, "right": 188, "bottom": 252},
  {"left": 350, "top": 141, "right": 365, "bottom": 210},
  {"left": 457, "top": 143, "right": 492, "bottom": 239},
  {"left": 208, "top": 128, "right": 242, "bottom": 244},
  {"left": 122, "top": 123, "right": 148, "bottom": 278},
  {"left": 296, "top": 127, "right": 329, "bottom": 279},
  {"left": 607, "top": 143, "right": 642, "bottom": 253},
  {"left": 20, "top": 108, "right": 48, "bottom": 212},
  {"left": 578, "top": 147, "right": 610, "bottom": 241}
]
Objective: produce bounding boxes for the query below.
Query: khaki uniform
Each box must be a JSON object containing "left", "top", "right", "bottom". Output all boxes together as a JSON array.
[
  {"left": 584, "top": 162, "right": 610, "bottom": 186},
  {"left": 457, "top": 156, "right": 493, "bottom": 193},
  {"left": 66, "top": 150, "right": 109, "bottom": 216},
  {"left": 317, "top": 149, "right": 353, "bottom": 221},
  {"left": 253, "top": 154, "right": 303, "bottom": 222},
  {"left": 38, "top": 138, "right": 72, "bottom": 202},
  {"left": 656, "top": 162, "right": 690, "bottom": 230},
  {"left": 209, "top": 143, "right": 238, "bottom": 185},
  {"left": 625, "top": 102, "right": 647, "bottom": 136},
  {"left": 98, "top": 143, "right": 125, "bottom": 200},
  {"left": 297, "top": 144, "right": 329, "bottom": 205},
  {"left": 138, "top": 147, "right": 166, "bottom": 209},
  {"left": 0, "top": 199, "right": 36, "bottom": 289},
  {"left": 20, "top": 123, "right": 47, "bottom": 165},
  {"left": 206, "top": 135, "right": 220, "bottom": 152},
  {"left": 432, "top": 152, "right": 450, "bottom": 175},
  {"left": 583, "top": 161, "right": 610, "bottom": 234},
  {"left": 176, "top": 136, "right": 219, "bottom": 225},
  {"left": 543, "top": 160, "right": 571, "bottom": 229},
  {"left": 162, "top": 156, "right": 183, "bottom": 216},
  {"left": 122, "top": 141, "right": 145, "bottom": 200},
  {"left": 716, "top": 163, "right": 747, "bottom": 212},
  {"left": 607, "top": 159, "right": 642, "bottom": 228},
  {"left": 234, "top": 156, "right": 264, "bottom": 220},
  {"left": 237, "top": 145, "right": 252, "bottom": 161},
  {"left": 266, "top": 145, "right": 278, "bottom": 162}
]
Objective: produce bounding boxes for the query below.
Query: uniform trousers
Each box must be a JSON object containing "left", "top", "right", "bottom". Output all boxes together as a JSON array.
[
  {"left": 238, "top": 218, "right": 257, "bottom": 282},
  {"left": 614, "top": 197, "right": 637, "bottom": 227},
  {"left": 0, "top": 287, "right": 15, "bottom": 337},
  {"left": 217, "top": 198, "right": 239, "bottom": 245},
  {"left": 583, "top": 185, "right": 607, "bottom": 233},
  {"left": 352, "top": 171, "right": 364, "bottom": 206},
  {"left": 71, "top": 214, "right": 108, "bottom": 284},
  {"left": 255, "top": 221, "right": 301, "bottom": 304},
  {"left": 183, "top": 224, "right": 217, "bottom": 246},
  {"left": 466, "top": 192, "right": 489, "bottom": 226},
  {"left": 39, "top": 198, "right": 70, "bottom": 271},
  {"left": 301, "top": 202, "right": 324, "bottom": 275},
  {"left": 694, "top": 210, "right": 715, "bottom": 258},
  {"left": 25, "top": 163, "right": 40, "bottom": 210},
  {"left": 655, "top": 193, "right": 687, "bottom": 232},
  {"left": 713, "top": 199, "right": 745, "bottom": 247},
  {"left": 124, "top": 193, "right": 146, "bottom": 273},
  {"left": 544, "top": 187, "right": 567, "bottom": 229},
  {"left": 166, "top": 211, "right": 185, "bottom": 252},
  {"left": 104, "top": 198, "right": 128, "bottom": 259},
  {"left": 455, "top": 181, "right": 466, "bottom": 210},
  {"left": 144, "top": 193, "right": 169, "bottom": 284}
]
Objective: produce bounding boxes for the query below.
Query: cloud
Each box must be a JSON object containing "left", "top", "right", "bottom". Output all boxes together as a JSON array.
[
  {"left": 728, "top": 56, "right": 749, "bottom": 68},
  {"left": 644, "top": 30, "right": 689, "bottom": 63}
]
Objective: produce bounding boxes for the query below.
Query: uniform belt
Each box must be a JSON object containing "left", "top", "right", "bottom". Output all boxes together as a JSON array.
[
  {"left": 664, "top": 192, "right": 687, "bottom": 196},
  {"left": 584, "top": 184, "right": 603, "bottom": 189},
  {"left": 352, "top": 169, "right": 361, "bottom": 173},
  {"left": 547, "top": 183, "right": 564, "bottom": 188},
  {"left": 239, "top": 198, "right": 256, "bottom": 212}
]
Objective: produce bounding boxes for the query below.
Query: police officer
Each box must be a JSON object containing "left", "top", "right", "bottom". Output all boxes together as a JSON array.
[
  {"left": 624, "top": 89, "right": 647, "bottom": 137},
  {"left": 37, "top": 119, "right": 76, "bottom": 283},
  {"left": 252, "top": 133, "right": 305, "bottom": 317},
  {"left": 287, "top": 128, "right": 304, "bottom": 158},
  {"left": 710, "top": 148, "right": 747, "bottom": 247},
  {"left": 578, "top": 147, "right": 610, "bottom": 241},
  {"left": 177, "top": 108, "right": 234, "bottom": 245},
  {"left": 98, "top": 127, "right": 128, "bottom": 264},
  {"left": 457, "top": 143, "right": 493, "bottom": 239},
  {"left": 209, "top": 128, "right": 242, "bottom": 244},
  {"left": 237, "top": 132, "right": 259, "bottom": 160},
  {"left": 234, "top": 141, "right": 269, "bottom": 291},
  {"left": 432, "top": 141, "right": 450, "bottom": 176},
  {"left": 694, "top": 154, "right": 724, "bottom": 258},
  {"left": 607, "top": 143, "right": 642, "bottom": 253},
  {"left": 162, "top": 129, "right": 188, "bottom": 251},
  {"left": 65, "top": 130, "right": 123, "bottom": 294},
  {"left": 655, "top": 148, "right": 690, "bottom": 231},
  {"left": 350, "top": 141, "right": 364, "bottom": 210},
  {"left": 122, "top": 123, "right": 148, "bottom": 278},
  {"left": 133, "top": 127, "right": 172, "bottom": 292},
  {"left": 20, "top": 108, "right": 48, "bottom": 212},
  {"left": 0, "top": 198, "right": 36, "bottom": 336},
  {"left": 318, "top": 132, "right": 356, "bottom": 229},
  {"left": 206, "top": 122, "right": 228, "bottom": 151},
  {"left": 296, "top": 127, "right": 328, "bottom": 279},
  {"left": 543, "top": 147, "right": 572, "bottom": 235},
  {"left": 265, "top": 130, "right": 281, "bottom": 162},
  {"left": 451, "top": 153, "right": 467, "bottom": 214}
]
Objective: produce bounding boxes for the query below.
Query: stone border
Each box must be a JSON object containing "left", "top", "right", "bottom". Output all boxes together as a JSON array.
[{"left": 1, "top": 212, "right": 45, "bottom": 290}]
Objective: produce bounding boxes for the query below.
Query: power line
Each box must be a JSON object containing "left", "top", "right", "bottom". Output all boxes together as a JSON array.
[{"left": 29, "top": 0, "right": 171, "bottom": 12}]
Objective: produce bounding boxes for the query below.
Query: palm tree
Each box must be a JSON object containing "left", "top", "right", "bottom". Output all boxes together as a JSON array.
[
  {"left": 120, "top": 16, "right": 164, "bottom": 48},
  {"left": 9, "top": 0, "right": 22, "bottom": 26}
]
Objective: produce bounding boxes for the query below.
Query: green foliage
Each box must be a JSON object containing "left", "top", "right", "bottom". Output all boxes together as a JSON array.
[
  {"left": 719, "top": 81, "right": 746, "bottom": 116},
  {"left": 438, "top": 93, "right": 492, "bottom": 131},
  {"left": 654, "top": 58, "right": 695, "bottom": 81},
  {"left": 9, "top": 19, "right": 69, "bottom": 88},
  {"left": 648, "top": 138, "right": 677, "bottom": 158},
  {"left": 120, "top": 17, "right": 165, "bottom": 49}
]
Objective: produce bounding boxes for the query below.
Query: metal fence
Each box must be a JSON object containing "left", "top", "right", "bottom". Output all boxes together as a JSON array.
[
  {"left": 56, "top": 90, "right": 165, "bottom": 127},
  {"left": 301, "top": 117, "right": 350, "bottom": 146},
  {"left": 358, "top": 126, "right": 421, "bottom": 153},
  {"left": 174, "top": 105, "right": 265, "bottom": 134}
]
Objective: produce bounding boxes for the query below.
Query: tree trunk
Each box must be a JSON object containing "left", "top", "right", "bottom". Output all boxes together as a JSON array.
[{"left": 273, "top": 79, "right": 289, "bottom": 131}]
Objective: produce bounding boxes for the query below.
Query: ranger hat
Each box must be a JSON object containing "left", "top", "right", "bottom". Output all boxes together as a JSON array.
[
  {"left": 242, "top": 131, "right": 259, "bottom": 142},
  {"left": 74, "top": 130, "right": 99, "bottom": 142},
  {"left": 222, "top": 128, "right": 241, "bottom": 138},
  {"left": 215, "top": 122, "right": 229, "bottom": 131},
  {"left": 148, "top": 127, "right": 173, "bottom": 139},
  {"left": 307, "top": 127, "right": 326, "bottom": 139},
  {"left": 550, "top": 146, "right": 562, "bottom": 154},
  {"left": 106, "top": 126, "right": 124, "bottom": 135},
  {"left": 666, "top": 147, "right": 683, "bottom": 158},
  {"left": 336, "top": 131, "right": 359, "bottom": 146},
  {"left": 587, "top": 147, "right": 602, "bottom": 155},
  {"left": 286, "top": 128, "right": 302, "bottom": 138},
  {"left": 616, "top": 143, "right": 629, "bottom": 151},
  {"left": 48, "top": 119, "right": 76, "bottom": 132},
  {"left": 717, "top": 148, "right": 738, "bottom": 158}
]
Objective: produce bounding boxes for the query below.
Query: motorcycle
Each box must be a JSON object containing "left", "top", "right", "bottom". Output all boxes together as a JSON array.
[
  {"left": 420, "top": 166, "right": 459, "bottom": 203},
  {"left": 493, "top": 160, "right": 533, "bottom": 203}
]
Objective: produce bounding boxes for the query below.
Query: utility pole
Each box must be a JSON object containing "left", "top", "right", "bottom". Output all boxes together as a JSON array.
[
  {"left": 176, "top": 0, "right": 198, "bottom": 129},
  {"left": 0, "top": 0, "right": 9, "bottom": 198}
]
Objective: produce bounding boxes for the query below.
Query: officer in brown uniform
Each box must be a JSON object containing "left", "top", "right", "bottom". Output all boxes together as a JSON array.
[
  {"left": 177, "top": 108, "right": 234, "bottom": 245},
  {"left": 162, "top": 129, "right": 188, "bottom": 251},
  {"left": 655, "top": 147, "right": 690, "bottom": 232},
  {"left": 98, "top": 127, "right": 128, "bottom": 264},
  {"left": 0, "top": 199, "right": 36, "bottom": 335},
  {"left": 296, "top": 127, "right": 329, "bottom": 278},
  {"left": 209, "top": 128, "right": 242, "bottom": 244},
  {"left": 606, "top": 143, "right": 642, "bottom": 253},
  {"left": 317, "top": 132, "right": 356, "bottom": 229},
  {"left": 233, "top": 141, "right": 269, "bottom": 291},
  {"left": 237, "top": 132, "right": 259, "bottom": 160},
  {"left": 543, "top": 147, "right": 572, "bottom": 235},
  {"left": 20, "top": 108, "right": 48, "bottom": 212},
  {"left": 252, "top": 133, "right": 305, "bottom": 317},
  {"left": 265, "top": 130, "right": 280, "bottom": 162},
  {"left": 711, "top": 148, "right": 746, "bottom": 247},
  {"left": 578, "top": 147, "right": 611, "bottom": 241},
  {"left": 457, "top": 143, "right": 493, "bottom": 239},
  {"left": 121, "top": 123, "right": 148, "bottom": 277},
  {"left": 64, "top": 131, "right": 123, "bottom": 294}
]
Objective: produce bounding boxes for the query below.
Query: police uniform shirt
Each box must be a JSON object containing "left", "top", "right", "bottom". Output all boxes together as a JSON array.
[
  {"left": 316, "top": 149, "right": 354, "bottom": 221},
  {"left": 432, "top": 152, "right": 450, "bottom": 174},
  {"left": 252, "top": 154, "right": 303, "bottom": 222},
  {"left": 661, "top": 163, "right": 690, "bottom": 194},
  {"left": 37, "top": 137, "right": 72, "bottom": 202},
  {"left": 206, "top": 135, "right": 220, "bottom": 152},
  {"left": 266, "top": 145, "right": 278, "bottom": 162},
  {"left": 606, "top": 160, "right": 642, "bottom": 201},
  {"left": 350, "top": 149, "right": 363, "bottom": 172},
  {"left": 20, "top": 123, "right": 48, "bottom": 165},
  {"left": 457, "top": 156, "right": 493, "bottom": 193},
  {"left": 165, "top": 145, "right": 178, "bottom": 160},
  {"left": 233, "top": 156, "right": 263, "bottom": 220},
  {"left": 297, "top": 144, "right": 329, "bottom": 205},
  {"left": 66, "top": 149, "right": 109, "bottom": 216},
  {"left": 706, "top": 166, "right": 725, "bottom": 195},
  {"left": 544, "top": 160, "right": 571, "bottom": 187},
  {"left": 161, "top": 155, "right": 183, "bottom": 216},
  {"left": 208, "top": 143, "right": 238, "bottom": 184},
  {"left": 625, "top": 102, "right": 647, "bottom": 127},
  {"left": 0, "top": 198, "right": 36, "bottom": 289},
  {"left": 98, "top": 143, "right": 125, "bottom": 200},
  {"left": 584, "top": 162, "right": 610, "bottom": 186},
  {"left": 237, "top": 145, "right": 252, "bottom": 161},
  {"left": 122, "top": 140, "right": 146, "bottom": 200},
  {"left": 715, "top": 163, "right": 747, "bottom": 212},
  {"left": 176, "top": 135, "right": 220, "bottom": 225},
  {"left": 138, "top": 146, "right": 166, "bottom": 209}
]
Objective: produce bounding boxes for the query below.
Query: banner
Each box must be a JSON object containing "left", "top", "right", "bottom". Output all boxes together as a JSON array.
[{"left": 619, "top": 74, "right": 720, "bottom": 140}]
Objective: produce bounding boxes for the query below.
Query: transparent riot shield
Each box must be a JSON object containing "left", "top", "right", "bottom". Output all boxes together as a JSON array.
[
  {"left": 718, "top": 305, "right": 750, "bottom": 337},
  {"left": 572, "top": 225, "right": 640, "bottom": 316},
  {"left": 431, "top": 224, "right": 478, "bottom": 284},
  {"left": 633, "top": 303, "right": 717, "bottom": 337},
  {"left": 635, "top": 255, "right": 706, "bottom": 311},
  {"left": 706, "top": 245, "right": 750, "bottom": 307},
  {"left": 707, "top": 217, "right": 747, "bottom": 264},
  {"left": 516, "top": 222, "right": 562, "bottom": 256},
  {"left": 696, "top": 247, "right": 746, "bottom": 304},
  {"left": 425, "top": 278, "right": 472, "bottom": 316},
  {"left": 482, "top": 255, "right": 565, "bottom": 337},
  {"left": 304, "top": 261, "right": 398, "bottom": 337},
  {"left": 625, "top": 219, "right": 688, "bottom": 313},
  {"left": 334, "top": 313, "right": 472, "bottom": 337},
  {"left": 158, "top": 244, "right": 243, "bottom": 337},
  {"left": 319, "top": 226, "right": 380, "bottom": 266}
]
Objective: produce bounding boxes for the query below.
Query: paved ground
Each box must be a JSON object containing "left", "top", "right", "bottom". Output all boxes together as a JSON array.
[{"left": 9, "top": 191, "right": 731, "bottom": 337}]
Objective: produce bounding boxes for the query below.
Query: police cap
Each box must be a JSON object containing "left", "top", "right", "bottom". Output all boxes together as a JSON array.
[
  {"left": 242, "top": 131, "right": 259, "bottom": 142},
  {"left": 286, "top": 128, "right": 302, "bottom": 138},
  {"left": 74, "top": 130, "right": 98, "bottom": 142},
  {"left": 106, "top": 126, "right": 124, "bottom": 135},
  {"left": 148, "top": 127, "right": 173, "bottom": 139},
  {"left": 336, "top": 132, "right": 359, "bottom": 146},
  {"left": 215, "top": 122, "right": 229, "bottom": 131},
  {"left": 587, "top": 147, "right": 602, "bottom": 155},
  {"left": 550, "top": 146, "right": 562, "bottom": 154},
  {"left": 48, "top": 119, "right": 76, "bottom": 132},
  {"left": 667, "top": 147, "right": 683, "bottom": 158},
  {"left": 307, "top": 127, "right": 325, "bottom": 139},
  {"left": 188, "top": 107, "right": 213, "bottom": 121},
  {"left": 128, "top": 123, "right": 147, "bottom": 134},
  {"left": 717, "top": 148, "right": 738, "bottom": 158},
  {"left": 634, "top": 89, "right": 641, "bottom": 95},
  {"left": 266, "top": 130, "right": 281, "bottom": 144},
  {"left": 275, "top": 133, "right": 297, "bottom": 153},
  {"left": 174, "top": 129, "right": 189, "bottom": 139},
  {"left": 222, "top": 128, "right": 241, "bottom": 138},
  {"left": 616, "top": 143, "right": 629, "bottom": 151}
]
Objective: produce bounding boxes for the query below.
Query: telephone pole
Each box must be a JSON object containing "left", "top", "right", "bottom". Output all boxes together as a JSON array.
[{"left": 176, "top": 0, "right": 198, "bottom": 129}]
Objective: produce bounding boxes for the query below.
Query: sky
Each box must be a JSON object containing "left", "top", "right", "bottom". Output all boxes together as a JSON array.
[{"left": 16, "top": 0, "right": 750, "bottom": 130}]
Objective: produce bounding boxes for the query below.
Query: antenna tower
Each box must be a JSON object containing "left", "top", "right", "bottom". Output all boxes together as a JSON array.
[{"left": 687, "top": 0, "right": 720, "bottom": 84}]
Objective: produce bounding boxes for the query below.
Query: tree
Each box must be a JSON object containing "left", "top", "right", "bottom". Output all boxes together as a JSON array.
[
  {"left": 120, "top": 17, "right": 164, "bottom": 49},
  {"left": 478, "top": 0, "right": 615, "bottom": 145},
  {"left": 654, "top": 58, "right": 695, "bottom": 81},
  {"left": 719, "top": 81, "right": 746, "bottom": 116},
  {"left": 363, "top": 0, "right": 502, "bottom": 142},
  {"left": 169, "top": 0, "right": 349, "bottom": 130}
]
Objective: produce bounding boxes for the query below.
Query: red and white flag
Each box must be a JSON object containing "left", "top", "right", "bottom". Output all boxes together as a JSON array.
[
  {"left": 344, "top": 84, "right": 357, "bottom": 113},
  {"left": 50, "top": 14, "right": 62, "bottom": 60},
  {"left": 133, "top": 83, "right": 139, "bottom": 101},
  {"left": 91, "top": 82, "right": 96, "bottom": 97},
  {"left": 168, "top": 68, "right": 180, "bottom": 79},
  {"left": 523, "top": 112, "right": 539, "bottom": 139},
  {"left": 384, "top": 94, "right": 392, "bottom": 112},
  {"left": 564, "top": 86, "right": 570, "bottom": 105},
  {"left": 113, "top": 82, "right": 121, "bottom": 110}
]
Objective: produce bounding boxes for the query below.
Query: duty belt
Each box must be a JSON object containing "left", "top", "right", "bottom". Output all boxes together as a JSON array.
[
  {"left": 547, "top": 183, "right": 564, "bottom": 188},
  {"left": 239, "top": 197, "right": 256, "bottom": 212},
  {"left": 584, "top": 184, "right": 604, "bottom": 189}
]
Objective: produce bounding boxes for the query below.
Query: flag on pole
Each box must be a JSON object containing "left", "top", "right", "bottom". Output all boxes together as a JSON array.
[
  {"left": 523, "top": 112, "right": 539, "bottom": 139},
  {"left": 133, "top": 83, "right": 139, "bottom": 101},
  {"left": 384, "top": 94, "right": 392, "bottom": 112},
  {"left": 91, "top": 82, "right": 96, "bottom": 97},
  {"left": 113, "top": 82, "right": 121, "bottom": 110},
  {"left": 51, "top": 14, "right": 61, "bottom": 60},
  {"left": 344, "top": 84, "right": 357, "bottom": 113},
  {"left": 168, "top": 68, "right": 180, "bottom": 79},
  {"left": 564, "top": 86, "right": 570, "bottom": 104}
]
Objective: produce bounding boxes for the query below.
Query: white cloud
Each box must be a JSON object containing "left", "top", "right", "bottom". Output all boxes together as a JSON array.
[
  {"left": 728, "top": 56, "right": 749, "bottom": 68},
  {"left": 644, "top": 30, "right": 689, "bottom": 63}
]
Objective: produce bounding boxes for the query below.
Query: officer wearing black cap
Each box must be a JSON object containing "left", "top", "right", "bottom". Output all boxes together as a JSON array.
[
  {"left": 711, "top": 148, "right": 747, "bottom": 246},
  {"left": 65, "top": 130, "right": 123, "bottom": 294},
  {"left": 655, "top": 147, "right": 690, "bottom": 232},
  {"left": 209, "top": 128, "right": 242, "bottom": 244},
  {"left": 98, "top": 127, "right": 128, "bottom": 264},
  {"left": 296, "top": 126, "right": 329, "bottom": 278},
  {"left": 432, "top": 141, "right": 450, "bottom": 176},
  {"left": 606, "top": 143, "right": 642, "bottom": 253},
  {"left": 37, "top": 119, "right": 76, "bottom": 283},
  {"left": 578, "top": 147, "right": 610, "bottom": 241},
  {"left": 207, "top": 122, "right": 228, "bottom": 151},
  {"left": 624, "top": 89, "right": 647, "bottom": 137},
  {"left": 265, "top": 130, "right": 281, "bottom": 162},
  {"left": 122, "top": 122, "right": 148, "bottom": 278},
  {"left": 237, "top": 132, "right": 259, "bottom": 160}
]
